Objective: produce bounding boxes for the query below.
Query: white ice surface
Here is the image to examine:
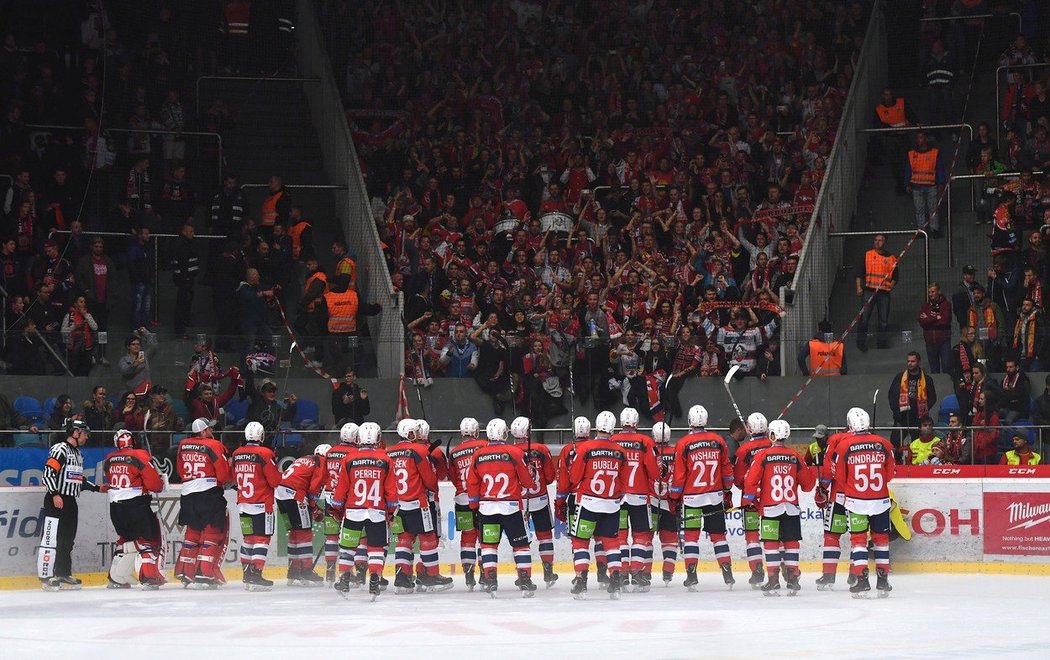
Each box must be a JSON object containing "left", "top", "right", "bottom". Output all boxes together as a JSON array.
[{"left": 0, "top": 574, "right": 1043, "bottom": 659}]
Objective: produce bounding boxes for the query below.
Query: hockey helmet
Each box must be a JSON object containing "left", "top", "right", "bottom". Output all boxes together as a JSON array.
[
  {"left": 573, "top": 416, "right": 592, "bottom": 439},
  {"left": 768, "top": 419, "right": 791, "bottom": 442},
  {"left": 416, "top": 419, "right": 430, "bottom": 440},
  {"left": 358, "top": 422, "right": 382, "bottom": 447},
  {"left": 314, "top": 443, "right": 332, "bottom": 457},
  {"left": 486, "top": 418, "right": 508, "bottom": 442},
  {"left": 619, "top": 407, "right": 640, "bottom": 429},
  {"left": 688, "top": 405, "right": 709, "bottom": 428},
  {"left": 651, "top": 421, "right": 671, "bottom": 445},
  {"left": 113, "top": 429, "right": 135, "bottom": 449},
  {"left": 510, "top": 416, "right": 531, "bottom": 439},
  {"left": 595, "top": 410, "right": 616, "bottom": 435},
  {"left": 846, "top": 407, "right": 871, "bottom": 433},
  {"left": 244, "top": 421, "right": 265, "bottom": 444},
  {"left": 397, "top": 418, "right": 417, "bottom": 440},
  {"left": 460, "top": 417, "right": 480, "bottom": 438},
  {"left": 339, "top": 422, "right": 359, "bottom": 445},
  {"left": 747, "top": 412, "right": 768, "bottom": 435}
]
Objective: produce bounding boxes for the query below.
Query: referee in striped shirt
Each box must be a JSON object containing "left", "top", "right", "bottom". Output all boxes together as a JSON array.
[{"left": 38, "top": 419, "right": 103, "bottom": 590}]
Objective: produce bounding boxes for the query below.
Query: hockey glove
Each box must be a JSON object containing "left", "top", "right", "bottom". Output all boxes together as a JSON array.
[
  {"left": 814, "top": 486, "right": 829, "bottom": 508},
  {"left": 554, "top": 497, "right": 568, "bottom": 522},
  {"left": 722, "top": 489, "right": 734, "bottom": 511}
]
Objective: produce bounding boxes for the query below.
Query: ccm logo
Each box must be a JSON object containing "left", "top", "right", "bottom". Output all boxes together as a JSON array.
[
  {"left": 1008, "top": 468, "right": 1037, "bottom": 475},
  {"left": 932, "top": 468, "right": 962, "bottom": 475}
]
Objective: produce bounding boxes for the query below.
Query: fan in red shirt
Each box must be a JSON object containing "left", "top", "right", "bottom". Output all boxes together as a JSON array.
[
  {"left": 387, "top": 418, "right": 453, "bottom": 593},
  {"left": 447, "top": 417, "right": 488, "bottom": 590},
  {"left": 276, "top": 445, "right": 328, "bottom": 587},
  {"left": 733, "top": 412, "right": 774, "bottom": 588},
  {"left": 331, "top": 422, "right": 398, "bottom": 599},
  {"left": 742, "top": 420, "right": 816, "bottom": 596},
  {"left": 826, "top": 407, "right": 896, "bottom": 598},
  {"left": 103, "top": 429, "right": 167, "bottom": 589},
  {"left": 467, "top": 418, "right": 538, "bottom": 596},
  {"left": 669, "top": 405, "right": 736, "bottom": 591},
  {"left": 643, "top": 419, "right": 678, "bottom": 577},
  {"left": 173, "top": 418, "right": 233, "bottom": 588},
  {"left": 321, "top": 423, "right": 359, "bottom": 584},
  {"left": 511, "top": 416, "right": 559, "bottom": 587},
  {"left": 610, "top": 407, "right": 660, "bottom": 591},
  {"left": 567, "top": 412, "right": 630, "bottom": 599},
  {"left": 229, "top": 421, "right": 281, "bottom": 591}
]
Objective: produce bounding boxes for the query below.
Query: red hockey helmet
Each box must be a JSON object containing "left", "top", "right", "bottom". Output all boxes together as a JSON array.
[{"left": 114, "top": 429, "right": 135, "bottom": 449}]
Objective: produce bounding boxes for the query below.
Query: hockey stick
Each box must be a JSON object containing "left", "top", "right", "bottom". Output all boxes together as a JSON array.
[
  {"left": 871, "top": 388, "right": 880, "bottom": 429},
  {"left": 722, "top": 365, "right": 746, "bottom": 430},
  {"left": 281, "top": 341, "right": 297, "bottom": 397},
  {"left": 412, "top": 353, "right": 427, "bottom": 420}
]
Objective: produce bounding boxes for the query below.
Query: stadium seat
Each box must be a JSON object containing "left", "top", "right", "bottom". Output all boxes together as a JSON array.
[
  {"left": 276, "top": 432, "right": 304, "bottom": 449},
  {"left": 293, "top": 399, "right": 320, "bottom": 429},
  {"left": 14, "top": 397, "right": 44, "bottom": 424},
  {"left": 42, "top": 397, "right": 58, "bottom": 420},
  {"left": 937, "top": 395, "right": 960, "bottom": 425},
  {"left": 13, "top": 432, "right": 45, "bottom": 448},
  {"left": 171, "top": 399, "right": 189, "bottom": 424},
  {"left": 224, "top": 399, "right": 249, "bottom": 426}
]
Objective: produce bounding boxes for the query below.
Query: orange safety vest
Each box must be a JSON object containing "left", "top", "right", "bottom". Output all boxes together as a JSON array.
[
  {"left": 304, "top": 271, "right": 328, "bottom": 312},
  {"left": 288, "top": 220, "right": 311, "bottom": 259},
  {"left": 336, "top": 256, "right": 357, "bottom": 283},
  {"left": 808, "top": 339, "right": 843, "bottom": 376},
  {"left": 864, "top": 249, "right": 897, "bottom": 292},
  {"left": 908, "top": 148, "right": 939, "bottom": 186},
  {"left": 224, "top": 1, "right": 250, "bottom": 35},
  {"left": 876, "top": 98, "right": 907, "bottom": 127},
  {"left": 324, "top": 289, "right": 358, "bottom": 334},
  {"left": 260, "top": 190, "right": 284, "bottom": 227}
]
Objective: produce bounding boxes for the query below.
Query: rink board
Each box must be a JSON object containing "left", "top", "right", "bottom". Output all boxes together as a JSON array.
[{"left": 2, "top": 470, "right": 1049, "bottom": 586}]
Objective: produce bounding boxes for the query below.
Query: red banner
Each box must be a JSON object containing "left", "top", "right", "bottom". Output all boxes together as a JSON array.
[
  {"left": 983, "top": 491, "right": 1050, "bottom": 555},
  {"left": 894, "top": 465, "right": 1050, "bottom": 478}
]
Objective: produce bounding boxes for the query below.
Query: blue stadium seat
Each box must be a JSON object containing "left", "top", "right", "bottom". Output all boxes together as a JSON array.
[
  {"left": 42, "top": 397, "right": 58, "bottom": 420},
  {"left": 937, "top": 395, "right": 960, "bottom": 425},
  {"left": 14, "top": 397, "right": 44, "bottom": 424},
  {"left": 14, "top": 432, "right": 45, "bottom": 448},
  {"left": 293, "top": 399, "right": 320, "bottom": 429},
  {"left": 276, "top": 432, "right": 304, "bottom": 449},
  {"left": 224, "top": 399, "right": 249, "bottom": 426},
  {"left": 171, "top": 399, "right": 189, "bottom": 424}
]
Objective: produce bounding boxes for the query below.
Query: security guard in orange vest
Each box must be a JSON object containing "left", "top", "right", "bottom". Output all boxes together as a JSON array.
[
  {"left": 331, "top": 239, "right": 357, "bottom": 286},
  {"left": 287, "top": 206, "right": 314, "bottom": 262},
  {"left": 874, "top": 88, "right": 914, "bottom": 194},
  {"left": 259, "top": 174, "right": 290, "bottom": 239},
  {"left": 797, "top": 321, "right": 847, "bottom": 376},
  {"left": 320, "top": 273, "right": 360, "bottom": 375},
  {"left": 906, "top": 130, "right": 944, "bottom": 237},
  {"left": 294, "top": 257, "right": 328, "bottom": 363},
  {"left": 855, "top": 233, "right": 898, "bottom": 352}
]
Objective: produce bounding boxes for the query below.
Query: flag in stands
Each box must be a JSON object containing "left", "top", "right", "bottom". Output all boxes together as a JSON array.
[{"left": 395, "top": 374, "right": 410, "bottom": 422}]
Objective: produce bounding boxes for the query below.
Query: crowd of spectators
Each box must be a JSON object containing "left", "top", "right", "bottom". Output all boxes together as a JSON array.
[{"left": 320, "top": 0, "right": 872, "bottom": 420}]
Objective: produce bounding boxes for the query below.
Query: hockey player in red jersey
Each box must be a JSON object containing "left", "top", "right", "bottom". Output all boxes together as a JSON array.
[
  {"left": 610, "top": 407, "right": 660, "bottom": 591},
  {"left": 815, "top": 427, "right": 853, "bottom": 590},
  {"left": 467, "top": 418, "right": 539, "bottom": 596},
  {"left": 322, "top": 423, "right": 359, "bottom": 584},
  {"left": 417, "top": 418, "right": 447, "bottom": 552},
  {"left": 669, "top": 404, "right": 736, "bottom": 590},
  {"left": 331, "top": 422, "right": 398, "bottom": 599},
  {"left": 828, "top": 407, "right": 896, "bottom": 598},
  {"left": 230, "top": 421, "right": 281, "bottom": 591},
  {"left": 742, "top": 420, "right": 816, "bottom": 596},
  {"left": 567, "top": 412, "right": 629, "bottom": 599},
  {"left": 650, "top": 421, "right": 680, "bottom": 585},
  {"left": 447, "top": 417, "right": 487, "bottom": 590},
  {"left": 511, "top": 416, "right": 559, "bottom": 588},
  {"left": 733, "top": 412, "right": 774, "bottom": 588},
  {"left": 174, "top": 418, "right": 233, "bottom": 588},
  {"left": 388, "top": 418, "right": 453, "bottom": 593},
  {"left": 276, "top": 444, "right": 328, "bottom": 586},
  {"left": 104, "top": 429, "right": 168, "bottom": 589},
  {"left": 555, "top": 418, "right": 609, "bottom": 584}
]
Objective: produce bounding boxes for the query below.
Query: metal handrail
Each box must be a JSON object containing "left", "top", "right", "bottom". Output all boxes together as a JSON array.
[
  {"left": 194, "top": 76, "right": 320, "bottom": 118},
  {"left": 919, "top": 11, "right": 1022, "bottom": 34},
  {"left": 945, "top": 169, "right": 1045, "bottom": 263},
  {"left": 857, "top": 123, "right": 974, "bottom": 143},
  {"left": 51, "top": 229, "right": 228, "bottom": 240},
  {"left": 25, "top": 123, "right": 225, "bottom": 184},
  {"left": 995, "top": 62, "right": 1050, "bottom": 145},
  {"left": 828, "top": 229, "right": 930, "bottom": 293},
  {"left": 240, "top": 183, "right": 347, "bottom": 190}
]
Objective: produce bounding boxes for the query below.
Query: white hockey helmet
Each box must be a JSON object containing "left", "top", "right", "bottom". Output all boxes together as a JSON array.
[
  {"left": 244, "top": 421, "right": 265, "bottom": 444},
  {"left": 747, "top": 412, "right": 768, "bottom": 435},
  {"left": 595, "top": 410, "right": 616, "bottom": 435},
  {"left": 339, "top": 422, "right": 359, "bottom": 445},
  {"left": 651, "top": 421, "right": 671, "bottom": 445},
  {"left": 619, "top": 407, "right": 640, "bottom": 429},
  {"left": 314, "top": 443, "right": 332, "bottom": 457},
  {"left": 113, "top": 428, "right": 135, "bottom": 449},
  {"left": 416, "top": 419, "right": 430, "bottom": 440},
  {"left": 688, "top": 404, "right": 709, "bottom": 428},
  {"left": 510, "top": 416, "right": 531, "bottom": 439},
  {"left": 486, "top": 418, "right": 508, "bottom": 442},
  {"left": 573, "top": 416, "right": 592, "bottom": 439},
  {"left": 397, "top": 418, "right": 417, "bottom": 440},
  {"left": 768, "top": 419, "right": 791, "bottom": 442},
  {"left": 358, "top": 422, "right": 381, "bottom": 447},
  {"left": 460, "top": 417, "right": 480, "bottom": 438},
  {"left": 846, "top": 407, "right": 871, "bottom": 433}
]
